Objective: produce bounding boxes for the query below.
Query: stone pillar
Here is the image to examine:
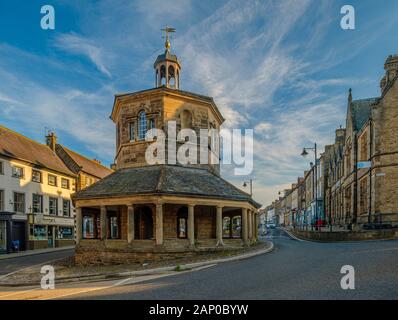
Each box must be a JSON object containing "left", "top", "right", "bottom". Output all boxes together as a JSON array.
[
  {"left": 100, "top": 206, "right": 107, "bottom": 240},
  {"left": 188, "top": 204, "right": 195, "bottom": 246},
  {"left": 254, "top": 212, "right": 259, "bottom": 240},
  {"left": 248, "top": 210, "right": 253, "bottom": 240},
  {"left": 242, "top": 208, "right": 248, "bottom": 244},
  {"left": 156, "top": 203, "right": 163, "bottom": 245},
  {"left": 75, "top": 207, "right": 82, "bottom": 246},
  {"left": 127, "top": 205, "right": 135, "bottom": 244},
  {"left": 216, "top": 206, "right": 224, "bottom": 246}
]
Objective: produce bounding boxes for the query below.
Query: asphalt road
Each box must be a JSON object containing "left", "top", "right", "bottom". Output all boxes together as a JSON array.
[
  {"left": 70, "top": 228, "right": 398, "bottom": 299},
  {"left": 0, "top": 249, "right": 74, "bottom": 276}
]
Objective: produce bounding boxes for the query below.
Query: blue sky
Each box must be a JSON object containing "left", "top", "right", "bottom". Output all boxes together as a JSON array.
[{"left": 0, "top": 0, "right": 397, "bottom": 206}]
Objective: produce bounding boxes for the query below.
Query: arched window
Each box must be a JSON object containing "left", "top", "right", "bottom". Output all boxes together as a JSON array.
[
  {"left": 168, "top": 65, "right": 175, "bottom": 88},
  {"left": 138, "top": 111, "right": 147, "bottom": 140},
  {"left": 177, "top": 206, "right": 188, "bottom": 238},
  {"left": 160, "top": 65, "right": 166, "bottom": 86}
]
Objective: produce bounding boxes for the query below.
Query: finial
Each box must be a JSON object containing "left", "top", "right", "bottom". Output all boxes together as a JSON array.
[
  {"left": 348, "top": 88, "right": 352, "bottom": 103},
  {"left": 161, "top": 26, "right": 176, "bottom": 52}
]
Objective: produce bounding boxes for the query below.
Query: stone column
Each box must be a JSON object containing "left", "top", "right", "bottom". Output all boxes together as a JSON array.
[
  {"left": 75, "top": 207, "right": 82, "bottom": 245},
  {"left": 248, "top": 210, "right": 253, "bottom": 240},
  {"left": 254, "top": 212, "right": 258, "bottom": 240},
  {"left": 242, "top": 208, "right": 248, "bottom": 244},
  {"left": 156, "top": 203, "right": 163, "bottom": 245},
  {"left": 216, "top": 205, "right": 224, "bottom": 246},
  {"left": 127, "top": 205, "right": 135, "bottom": 244},
  {"left": 100, "top": 206, "right": 107, "bottom": 240},
  {"left": 188, "top": 204, "right": 195, "bottom": 246}
]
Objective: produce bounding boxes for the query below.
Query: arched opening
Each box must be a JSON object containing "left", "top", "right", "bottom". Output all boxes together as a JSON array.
[
  {"left": 134, "top": 206, "right": 153, "bottom": 239},
  {"left": 168, "top": 65, "right": 175, "bottom": 88},
  {"left": 138, "top": 110, "right": 147, "bottom": 140},
  {"left": 176, "top": 206, "right": 188, "bottom": 238},
  {"left": 160, "top": 65, "right": 166, "bottom": 86},
  {"left": 181, "top": 110, "right": 192, "bottom": 129},
  {"left": 222, "top": 211, "right": 242, "bottom": 239}
]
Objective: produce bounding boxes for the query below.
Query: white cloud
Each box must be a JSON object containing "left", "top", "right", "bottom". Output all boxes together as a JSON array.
[{"left": 54, "top": 33, "right": 112, "bottom": 77}]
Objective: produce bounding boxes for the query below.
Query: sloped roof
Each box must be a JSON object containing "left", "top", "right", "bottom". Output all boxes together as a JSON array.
[
  {"left": 0, "top": 126, "right": 75, "bottom": 176},
  {"left": 73, "top": 165, "right": 261, "bottom": 208},
  {"left": 350, "top": 98, "right": 378, "bottom": 131},
  {"left": 61, "top": 146, "right": 113, "bottom": 179}
]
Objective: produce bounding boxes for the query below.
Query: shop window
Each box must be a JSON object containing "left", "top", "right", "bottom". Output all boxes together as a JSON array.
[
  {"left": 177, "top": 207, "right": 188, "bottom": 238},
  {"left": 32, "top": 170, "right": 42, "bottom": 183},
  {"left": 62, "top": 199, "right": 71, "bottom": 217},
  {"left": 48, "top": 174, "right": 57, "bottom": 186},
  {"left": 32, "top": 225, "right": 47, "bottom": 240},
  {"left": 108, "top": 214, "right": 120, "bottom": 239},
  {"left": 12, "top": 166, "right": 24, "bottom": 179},
  {"left": 58, "top": 227, "right": 73, "bottom": 240},
  {"left": 49, "top": 197, "right": 58, "bottom": 215},
  {"left": 13, "top": 192, "right": 25, "bottom": 213},
  {"left": 32, "top": 194, "right": 43, "bottom": 213},
  {"left": 83, "top": 214, "right": 100, "bottom": 239},
  {"left": 222, "top": 216, "right": 231, "bottom": 238},
  {"left": 61, "top": 178, "right": 69, "bottom": 189},
  {"left": 231, "top": 215, "right": 242, "bottom": 238}
]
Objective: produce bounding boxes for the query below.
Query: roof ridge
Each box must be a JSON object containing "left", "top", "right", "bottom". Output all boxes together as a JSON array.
[
  {"left": 0, "top": 124, "right": 54, "bottom": 152},
  {"left": 62, "top": 145, "right": 112, "bottom": 171}
]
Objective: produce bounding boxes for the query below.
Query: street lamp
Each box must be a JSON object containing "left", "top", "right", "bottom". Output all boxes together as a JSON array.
[
  {"left": 301, "top": 143, "right": 318, "bottom": 230},
  {"left": 243, "top": 179, "right": 253, "bottom": 197}
]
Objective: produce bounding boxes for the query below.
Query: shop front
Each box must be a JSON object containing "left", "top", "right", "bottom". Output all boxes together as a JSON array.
[
  {"left": 27, "top": 214, "right": 75, "bottom": 250},
  {"left": 0, "top": 213, "right": 12, "bottom": 254}
]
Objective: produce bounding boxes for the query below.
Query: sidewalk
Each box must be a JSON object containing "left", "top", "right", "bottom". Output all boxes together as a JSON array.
[
  {"left": 0, "top": 246, "right": 74, "bottom": 261},
  {"left": 0, "top": 241, "right": 274, "bottom": 287}
]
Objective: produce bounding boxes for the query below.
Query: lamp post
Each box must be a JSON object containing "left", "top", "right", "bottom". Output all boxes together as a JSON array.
[
  {"left": 243, "top": 179, "right": 253, "bottom": 197},
  {"left": 301, "top": 143, "right": 318, "bottom": 231}
]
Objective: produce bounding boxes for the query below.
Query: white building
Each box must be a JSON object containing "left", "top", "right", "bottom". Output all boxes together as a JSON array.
[{"left": 0, "top": 126, "right": 76, "bottom": 253}]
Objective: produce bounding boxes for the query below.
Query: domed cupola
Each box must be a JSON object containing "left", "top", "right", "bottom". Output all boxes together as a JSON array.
[{"left": 154, "top": 27, "right": 181, "bottom": 89}]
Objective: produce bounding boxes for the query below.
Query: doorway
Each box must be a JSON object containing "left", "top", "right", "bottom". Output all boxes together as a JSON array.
[{"left": 134, "top": 206, "right": 153, "bottom": 239}]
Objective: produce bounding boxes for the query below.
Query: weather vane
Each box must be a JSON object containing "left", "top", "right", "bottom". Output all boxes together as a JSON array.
[{"left": 161, "top": 26, "right": 176, "bottom": 52}]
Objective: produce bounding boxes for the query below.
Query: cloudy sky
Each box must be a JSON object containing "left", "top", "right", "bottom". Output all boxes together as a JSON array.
[{"left": 0, "top": 0, "right": 397, "bottom": 206}]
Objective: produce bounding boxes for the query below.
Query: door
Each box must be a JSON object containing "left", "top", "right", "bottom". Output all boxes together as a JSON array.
[
  {"left": 47, "top": 226, "right": 54, "bottom": 248},
  {"left": 12, "top": 221, "right": 26, "bottom": 251},
  {"left": 0, "top": 221, "right": 7, "bottom": 253}
]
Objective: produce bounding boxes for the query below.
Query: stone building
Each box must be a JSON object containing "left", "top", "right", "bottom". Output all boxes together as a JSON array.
[{"left": 72, "top": 35, "right": 260, "bottom": 264}]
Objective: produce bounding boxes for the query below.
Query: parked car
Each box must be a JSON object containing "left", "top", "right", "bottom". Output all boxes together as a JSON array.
[{"left": 267, "top": 223, "right": 276, "bottom": 229}]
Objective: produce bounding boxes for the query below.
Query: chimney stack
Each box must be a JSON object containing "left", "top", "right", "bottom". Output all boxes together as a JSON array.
[{"left": 45, "top": 131, "right": 57, "bottom": 151}]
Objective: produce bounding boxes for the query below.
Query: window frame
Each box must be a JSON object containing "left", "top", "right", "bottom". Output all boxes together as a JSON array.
[
  {"left": 32, "top": 170, "right": 42, "bottom": 183},
  {"left": 62, "top": 199, "right": 71, "bottom": 217},
  {"left": 32, "top": 193, "right": 43, "bottom": 214},
  {"left": 138, "top": 111, "right": 147, "bottom": 140},
  {"left": 13, "top": 192, "right": 25, "bottom": 213},
  {"left": 48, "top": 174, "right": 57, "bottom": 187},
  {"left": 61, "top": 178, "right": 69, "bottom": 189},
  {"left": 12, "top": 166, "right": 24, "bottom": 179},
  {"left": 49, "top": 197, "right": 58, "bottom": 215}
]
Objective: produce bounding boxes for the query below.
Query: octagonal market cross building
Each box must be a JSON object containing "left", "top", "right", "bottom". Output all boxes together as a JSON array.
[{"left": 72, "top": 37, "right": 260, "bottom": 265}]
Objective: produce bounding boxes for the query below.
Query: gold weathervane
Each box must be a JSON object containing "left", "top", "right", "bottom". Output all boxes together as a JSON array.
[{"left": 161, "top": 26, "right": 176, "bottom": 51}]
